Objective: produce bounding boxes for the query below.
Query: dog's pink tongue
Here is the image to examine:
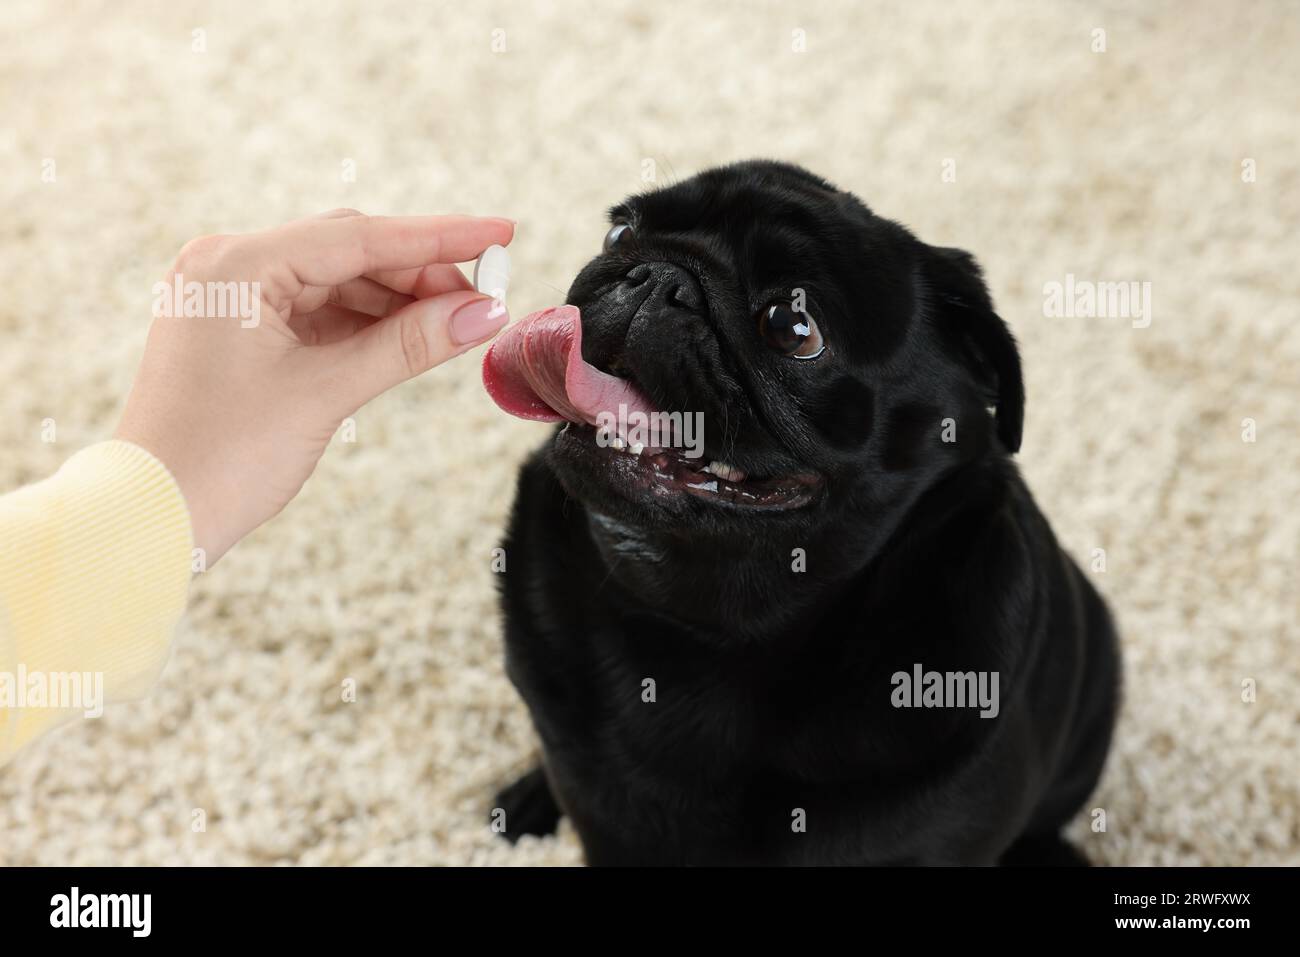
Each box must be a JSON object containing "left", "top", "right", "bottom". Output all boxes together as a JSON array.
[{"left": 482, "top": 305, "right": 655, "bottom": 426}]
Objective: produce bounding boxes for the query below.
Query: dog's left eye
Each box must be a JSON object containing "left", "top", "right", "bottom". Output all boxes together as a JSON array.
[
  {"left": 603, "top": 223, "right": 635, "bottom": 252},
  {"left": 758, "top": 302, "right": 825, "bottom": 359}
]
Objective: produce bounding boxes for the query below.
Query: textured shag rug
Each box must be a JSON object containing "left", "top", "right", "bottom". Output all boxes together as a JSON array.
[{"left": 0, "top": 0, "right": 1296, "bottom": 865}]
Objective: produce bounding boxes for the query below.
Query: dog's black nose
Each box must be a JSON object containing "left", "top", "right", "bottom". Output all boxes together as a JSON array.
[
  {"left": 632, "top": 262, "right": 704, "bottom": 314},
  {"left": 624, "top": 263, "right": 652, "bottom": 287},
  {"left": 582, "top": 261, "right": 708, "bottom": 379}
]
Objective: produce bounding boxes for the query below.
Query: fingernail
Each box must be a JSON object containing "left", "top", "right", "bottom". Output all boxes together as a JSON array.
[
  {"left": 488, "top": 216, "right": 517, "bottom": 227},
  {"left": 449, "top": 296, "right": 509, "bottom": 346}
]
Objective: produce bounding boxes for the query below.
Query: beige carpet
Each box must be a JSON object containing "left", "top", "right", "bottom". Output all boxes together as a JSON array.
[{"left": 0, "top": 0, "right": 1296, "bottom": 865}]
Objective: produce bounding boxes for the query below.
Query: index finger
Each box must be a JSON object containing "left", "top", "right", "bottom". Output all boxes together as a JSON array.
[{"left": 260, "top": 214, "right": 515, "bottom": 290}]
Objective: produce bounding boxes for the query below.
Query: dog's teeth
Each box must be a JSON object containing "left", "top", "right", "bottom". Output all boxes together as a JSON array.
[
  {"left": 705, "top": 460, "right": 746, "bottom": 482},
  {"left": 610, "top": 436, "right": 626, "bottom": 450},
  {"left": 630, "top": 441, "right": 645, "bottom": 455}
]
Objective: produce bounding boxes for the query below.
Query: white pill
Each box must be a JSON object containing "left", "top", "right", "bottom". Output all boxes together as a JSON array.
[{"left": 473, "top": 244, "right": 511, "bottom": 299}]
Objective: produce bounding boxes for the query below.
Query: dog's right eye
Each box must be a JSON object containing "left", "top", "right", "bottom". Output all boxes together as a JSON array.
[
  {"left": 603, "top": 223, "right": 635, "bottom": 252},
  {"left": 758, "top": 302, "right": 825, "bottom": 359}
]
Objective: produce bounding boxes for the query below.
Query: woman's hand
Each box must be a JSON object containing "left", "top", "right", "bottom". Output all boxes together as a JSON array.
[{"left": 115, "top": 209, "right": 514, "bottom": 564}]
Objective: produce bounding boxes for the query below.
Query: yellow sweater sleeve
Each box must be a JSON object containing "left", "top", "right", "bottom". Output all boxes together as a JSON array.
[{"left": 0, "top": 440, "right": 192, "bottom": 766}]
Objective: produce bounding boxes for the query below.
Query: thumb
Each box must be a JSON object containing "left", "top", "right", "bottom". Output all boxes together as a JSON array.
[{"left": 326, "top": 289, "right": 508, "bottom": 409}]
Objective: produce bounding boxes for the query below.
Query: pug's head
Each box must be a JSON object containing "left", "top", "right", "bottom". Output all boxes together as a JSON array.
[{"left": 484, "top": 160, "right": 1023, "bottom": 552}]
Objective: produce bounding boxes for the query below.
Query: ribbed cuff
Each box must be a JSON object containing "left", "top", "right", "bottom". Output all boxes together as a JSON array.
[{"left": 0, "top": 440, "right": 193, "bottom": 764}]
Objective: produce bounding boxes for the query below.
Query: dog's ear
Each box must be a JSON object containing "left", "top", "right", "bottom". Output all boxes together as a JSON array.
[{"left": 923, "top": 245, "right": 1024, "bottom": 453}]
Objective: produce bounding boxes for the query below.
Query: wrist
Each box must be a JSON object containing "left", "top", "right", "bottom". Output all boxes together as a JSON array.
[{"left": 112, "top": 419, "right": 231, "bottom": 566}]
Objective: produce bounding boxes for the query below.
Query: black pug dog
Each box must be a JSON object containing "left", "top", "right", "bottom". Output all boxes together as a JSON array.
[{"left": 481, "top": 160, "right": 1120, "bottom": 865}]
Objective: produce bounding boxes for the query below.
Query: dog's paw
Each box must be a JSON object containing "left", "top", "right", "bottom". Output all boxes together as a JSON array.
[{"left": 490, "top": 766, "right": 562, "bottom": 843}]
